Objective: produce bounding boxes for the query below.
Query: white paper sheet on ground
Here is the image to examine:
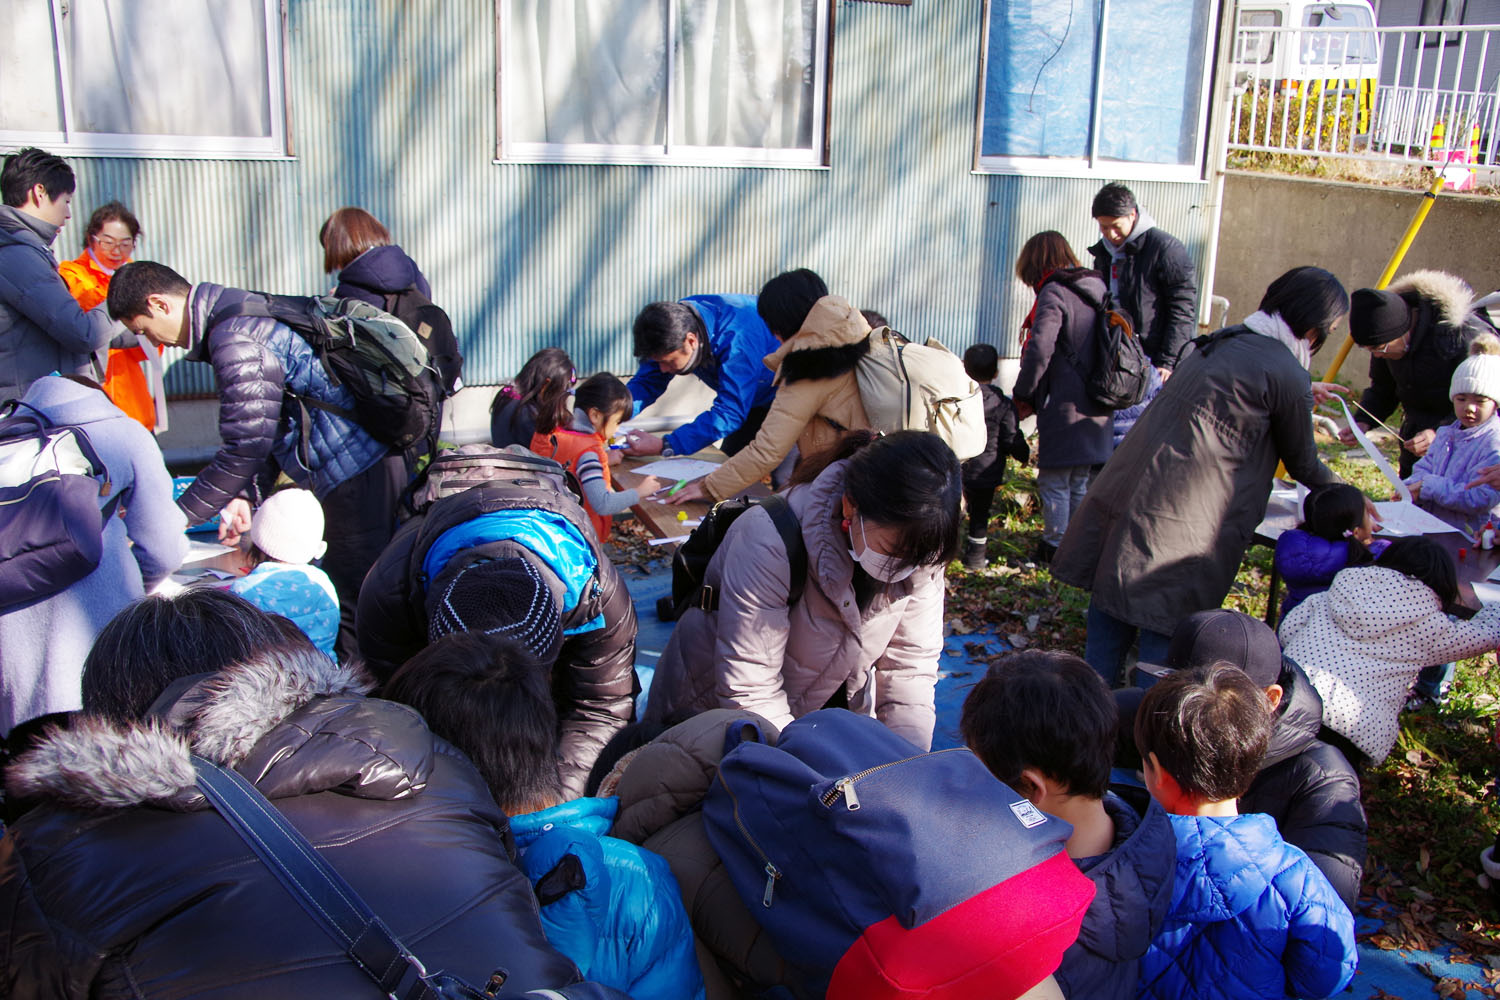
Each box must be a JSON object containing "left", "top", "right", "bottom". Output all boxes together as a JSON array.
[
  {"left": 1372, "top": 501, "right": 1465, "bottom": 537},
  {"left": 1335, "top": 397, "right": 1410, "bottom": 503},
  {"left": 630, "top": 458, "right": 722, "bottom": 481},
  {"left": 1473, "top": 581, "right": 1500, "bottom": 605}
]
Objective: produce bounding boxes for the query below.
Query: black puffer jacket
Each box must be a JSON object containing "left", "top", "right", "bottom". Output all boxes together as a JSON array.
[
  {"left": 0, "top": 648, "right": 583, "bottom": 999},
  {"left": 1239, "top": 659, "right": 1367, "bottom": 909},
  {"left": 1357, "top": 270, "right": 1493, "bottom": 477},
  {"left": 358, "top": 482, "right": 638, "bottom": 800},
  {"left": 1089, "top": 225, "right": 1198, "bottom": 370},
  {"left": 962, "top": 382, "right": 1029, "bottom": 490}
]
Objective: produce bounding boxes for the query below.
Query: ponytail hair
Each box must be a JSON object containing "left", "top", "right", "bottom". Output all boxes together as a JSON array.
[{"left": 1299, "top": 483, "right": 1375, "bottom": 568}]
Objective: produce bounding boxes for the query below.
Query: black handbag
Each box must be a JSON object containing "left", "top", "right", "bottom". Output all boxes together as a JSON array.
[{"left": 192, "top": 755, "right": 633, "bottom": 1000}]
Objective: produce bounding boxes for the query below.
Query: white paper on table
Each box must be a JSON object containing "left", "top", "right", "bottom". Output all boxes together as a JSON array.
[
  {"left": 630, "top": 458, "right": 722, "bottom": 481},
  {"left": 1472, "top": 580, "right": 1500, "bottom": 605},
  {"left": 1372, "top": 501, "right": 1465, "bottom": 537},
  {"left": 1334, "top": 397, "right": 1410, "bottom": 503}
]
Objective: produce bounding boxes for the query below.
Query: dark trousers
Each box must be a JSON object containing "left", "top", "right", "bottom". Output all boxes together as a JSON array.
[
  {"left": 719, "top": 404, "right": 772, "bottom": 457},
  {"left": 320, "top": 450, "right": 414, "bottom": 661},
  {"left": 964, "top": 483, "right": 996, "bottom": 538}
]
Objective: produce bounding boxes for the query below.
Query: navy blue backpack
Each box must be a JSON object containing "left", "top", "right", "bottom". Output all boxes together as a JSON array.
[
  {"left": 0, "top": 401, "right": 119, "bottom": 612},
  {"left": 703, "top": 710, "right": 1095, "bottom": 1000}
]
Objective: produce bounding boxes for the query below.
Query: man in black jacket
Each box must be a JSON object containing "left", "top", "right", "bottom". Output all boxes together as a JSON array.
[
  {"left": 1122, "top": 610, "right": 1366, "bottom": 909},
  {"left": 1088, "top": 183, "right": 1199, "bottom": 377},
  {"left": 357, "top": 464, "right": 638, "bottom": 800},
  {"left": 1341, "top": 271, "right": 1493, "bottom": 477}
]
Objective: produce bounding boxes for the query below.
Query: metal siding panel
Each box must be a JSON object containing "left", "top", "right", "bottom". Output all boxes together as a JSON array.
[{"left": 47, "top": 0, "right": 1214, "bottom": 397}]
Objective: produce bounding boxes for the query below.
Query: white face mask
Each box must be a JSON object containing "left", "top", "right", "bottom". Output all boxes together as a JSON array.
[{"left": 849, "top": 513, "right": 917, "bottom": 584}]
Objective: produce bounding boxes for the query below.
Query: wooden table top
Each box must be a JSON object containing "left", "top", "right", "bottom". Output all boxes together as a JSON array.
[{"left": 614, "top": 452, "right": 768, "bottom": 541}]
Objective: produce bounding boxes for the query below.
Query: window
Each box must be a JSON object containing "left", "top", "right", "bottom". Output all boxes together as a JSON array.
[
  {"left": 1421, "top": 0, "right": 1467, "bottom": 25},
  {"left": 498, "top": 0, "right": 830, "bottom": 167},
  {"left": 1235, "top": 10, "right": 1282, "bottom": 66},
  {"left": 1, "top": 0, "right": 287, "bottom": 159},
  {"left": 1302, "top": 4, "right": 1379, "bottom": 64},
  {"left": 975, "top": 0, "right": 1216, "bottom": 179}
]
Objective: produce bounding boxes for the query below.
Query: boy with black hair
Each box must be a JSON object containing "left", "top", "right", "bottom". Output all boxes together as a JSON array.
[
  {"left": 384, "top": 632, "right": 705, "bottom": 1000},
  {"left": 1134, "top": 663, "right": 1357, "bottom": 1000},
  {"left": 961, "top": 650, "right": 1173, "bottom": 1000},
  {"left": 0, "top": 147, "right": 124, "bottom": 401},
  {"left": 959, "top": 343, "right": 1029, "bottom": 569}
]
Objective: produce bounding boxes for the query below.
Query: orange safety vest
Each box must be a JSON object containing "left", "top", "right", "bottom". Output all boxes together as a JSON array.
[
  {"left": 58, "top": 251, "right": 162, "bottom": 431},
  {"left": 531, "top": 427, "right": 613, "bottom": 543}
]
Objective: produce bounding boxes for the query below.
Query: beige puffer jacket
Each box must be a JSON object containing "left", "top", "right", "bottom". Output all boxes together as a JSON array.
[
  {"left": 604, "top": 710, "right": 789, "bottom": 1000},
  {"left": 701, "top": 296, "right": 872, "bottom": 501},
  {"left": 643, "top": 458, "right": 945, "bottom": 749}
]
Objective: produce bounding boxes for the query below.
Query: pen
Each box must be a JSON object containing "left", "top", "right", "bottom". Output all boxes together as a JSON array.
[{"left": 655, "top": 479, "right": 689, "bottom": 498}]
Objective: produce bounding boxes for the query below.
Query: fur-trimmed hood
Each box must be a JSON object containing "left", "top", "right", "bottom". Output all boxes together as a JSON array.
[
  {"left": 1389, "top": 269, "right": 1476, "bottom": 327},
  {"left": 3, "top": 649, "right": 437, "bottom": 812},
  {"left": 767, "top": 294, "right": 873, "bottom": 386}
]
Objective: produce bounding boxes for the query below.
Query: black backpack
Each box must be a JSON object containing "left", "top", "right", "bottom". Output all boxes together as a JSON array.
[
  {"left": 656, "top": 495, "right": 808, "bottom": 622},
  {"left": 209, "top": 293, "right": 443, "bottom": 454},
  {"left": 1050, "top": 270, "right": 1151, "bottom": 410},
  {"left": 383, "top": 286, "right": 464, "bottom": 398}
]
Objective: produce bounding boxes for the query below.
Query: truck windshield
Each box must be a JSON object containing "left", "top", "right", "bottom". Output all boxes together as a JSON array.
[{"left": 1302, "top": 5, "right": 1379, "bottom": 64}]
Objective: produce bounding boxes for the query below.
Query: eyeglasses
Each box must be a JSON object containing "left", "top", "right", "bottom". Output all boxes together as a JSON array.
[{"left": 91, "top": 235, "right": 136, "bottom": 252}]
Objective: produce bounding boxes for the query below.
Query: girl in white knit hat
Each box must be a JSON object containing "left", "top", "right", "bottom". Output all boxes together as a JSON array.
[
  {"left": 228, "top": 489, "right": 339, "bottom": 660},
  {"left": 1403, "top": 332, "right": 1500, "bottom": 535}
]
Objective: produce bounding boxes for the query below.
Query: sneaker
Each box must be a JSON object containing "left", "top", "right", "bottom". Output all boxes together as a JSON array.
[
  {"left": 962, "top": 537, "right": 988, "bottom": 571},
  {"left": 1404, "top": 692, "right": 1431, "bottom": 712}
]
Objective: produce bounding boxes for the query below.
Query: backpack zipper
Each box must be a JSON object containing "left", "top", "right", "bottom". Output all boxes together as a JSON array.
[
  {"left": 717, "top": 771, "right": 784, "bottom": 907},
  {"left": 818, "top": 748, "right": 968, "bottom": 809}
]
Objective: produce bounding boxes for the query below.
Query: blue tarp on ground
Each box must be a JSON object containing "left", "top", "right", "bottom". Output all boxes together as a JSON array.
[{"left": 619, "top": 557, "right": 1488, "bottom": 997}]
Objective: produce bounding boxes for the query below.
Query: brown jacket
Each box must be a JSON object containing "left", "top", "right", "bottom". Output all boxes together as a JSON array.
[
  {"left": 644, "top": 458, "right": 945, "bottom": 749},
  {"left": 702, "top": 296, "right": 872, "bottom": 501},
  {"left": 606, "top": 710, "right": 790, "bottom": 1000}
]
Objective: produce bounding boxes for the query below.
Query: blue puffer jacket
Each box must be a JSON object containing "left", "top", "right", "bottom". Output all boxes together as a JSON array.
[
  {"left": 1273, "top": 530, "right": 1387, "bottom": 618},
  {"left": 511, "top": 797, "right": 706, "bottom": 1000},
  {"left": 176, "top": 283, "right": 388, "bottom": 523},
  {"left": 1056, "top": 794, "right": 1176, "bottom": 1000},
  {"left": 627, "top": 293, "right": 780, "bottom": 456},
  {"left": 1138, "top": 813, "right": 1357, "bottom": 1000}
]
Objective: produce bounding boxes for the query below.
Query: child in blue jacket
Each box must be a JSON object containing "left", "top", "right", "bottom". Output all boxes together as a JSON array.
[
  {"left": 229, "top": 489, "right": 339, "bottom": 660},
  {"left": 961, "top": 650, "right": 1175, "bottom": 1000},
  {"left": 1134, "top": 663, "right": 1356, "bottom": 1000},
  {"left": 1272, "top": 483, "right": 1386, "bottom": 621},
  {"left": 384, "top": 631, "right": 705, "bottom": 1000}
]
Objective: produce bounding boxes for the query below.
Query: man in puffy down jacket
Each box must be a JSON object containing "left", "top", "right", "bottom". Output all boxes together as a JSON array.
[{"left": 108, "top": 261, "right": 409, "bottom": 658}]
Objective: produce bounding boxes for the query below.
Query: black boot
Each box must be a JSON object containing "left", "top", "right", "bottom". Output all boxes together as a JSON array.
[
  {"left": 1033, "top": 539, "right": 1057, "bottom": 565},
  {"left": 962, "top": 536, "right": 988, "bottom": 571}
]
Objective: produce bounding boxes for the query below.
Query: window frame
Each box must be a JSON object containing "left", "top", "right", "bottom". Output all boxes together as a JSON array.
[
  {"left": 493, "top": 0, "right": 834, "bottom": 169},
  {"left": 972, "top": 0, "right": 1218, "bottom": 181},
  {"left": 0, "top": 0, "right": 291, "bottom": 160}
]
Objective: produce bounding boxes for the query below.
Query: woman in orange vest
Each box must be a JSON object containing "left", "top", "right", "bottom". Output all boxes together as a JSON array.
[
  {"left": 58, "top": 202, "right": 164, "bottom": 431},
  {"left": 531, "top": 373, "right": 662, "bottom": 542}
]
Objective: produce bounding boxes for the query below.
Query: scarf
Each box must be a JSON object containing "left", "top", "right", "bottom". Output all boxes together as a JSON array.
[{"left": 1244, "top": 309, "right": 1312, "bottom": 371}]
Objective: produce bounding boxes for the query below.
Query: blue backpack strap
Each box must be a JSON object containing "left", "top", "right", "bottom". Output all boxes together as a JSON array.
[{"left": 191, "top": 755, "right": 498, "bottom": 1000}]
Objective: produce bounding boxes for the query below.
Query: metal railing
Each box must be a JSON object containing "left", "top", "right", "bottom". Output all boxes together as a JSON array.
[{"left": 1228, "top": 22, "right": 1500, "bottom": 169}]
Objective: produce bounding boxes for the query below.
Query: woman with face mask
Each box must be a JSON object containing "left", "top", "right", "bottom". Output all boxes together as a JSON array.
[{"left": 644, "top": 430, "right": 963, "bottom": 750}]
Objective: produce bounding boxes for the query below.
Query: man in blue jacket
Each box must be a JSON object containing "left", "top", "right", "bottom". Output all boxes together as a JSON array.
[
  {"left": 0, "top": 148, "right": 124, "bottom": 402},
  {"left": 622, "top": 293, "right": 781, "bottom": 459},
  {"left": 107, "top": 261, "right": 408, "bottom": 659}
]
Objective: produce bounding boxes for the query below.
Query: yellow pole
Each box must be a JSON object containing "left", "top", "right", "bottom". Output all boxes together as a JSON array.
[{"left": 1319, "top": 170, "right": 1448, "bottom": 384}]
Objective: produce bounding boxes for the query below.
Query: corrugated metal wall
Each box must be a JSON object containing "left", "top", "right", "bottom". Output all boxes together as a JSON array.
[{"left": 56, "top": 0, "right": 1211, "bottom": 395}]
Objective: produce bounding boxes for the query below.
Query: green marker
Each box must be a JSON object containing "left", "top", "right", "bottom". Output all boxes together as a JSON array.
[{"left": 665, "top": 478, "right": 689, "bottom": 497}]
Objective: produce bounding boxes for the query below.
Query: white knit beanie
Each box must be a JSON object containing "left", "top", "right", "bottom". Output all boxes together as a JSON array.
[
  {"left": 250, "top": 489, "right": 327, "bottom": 564},
  {"left": 1451, "top": 332, "right": 1500, "bottom": 402}
]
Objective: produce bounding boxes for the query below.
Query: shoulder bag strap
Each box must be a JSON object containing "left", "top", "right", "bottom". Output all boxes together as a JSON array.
[{"left": 191, "top": 755, "right": 497, "bottom": 1000}]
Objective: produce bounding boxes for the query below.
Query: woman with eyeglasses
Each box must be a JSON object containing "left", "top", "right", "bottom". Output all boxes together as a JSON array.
[
  {"left": 1051, "top": 267, "right": 1353, "bottom": 687},
  {"left": 58, "top": 201, "right": 164, "bottom": 431}
]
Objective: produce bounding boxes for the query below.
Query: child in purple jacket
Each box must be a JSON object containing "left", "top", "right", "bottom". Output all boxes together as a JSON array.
[
  {"left": 1405, "top": 336, "right": 1500, "bottom": 535},
  {"left": 1273, "top": 483, "right": 1387, "bottom": 621}
]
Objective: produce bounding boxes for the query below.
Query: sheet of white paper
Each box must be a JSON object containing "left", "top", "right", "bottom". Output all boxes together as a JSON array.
[
  {"left": 647, "top": 535, "right": 685, "bottom": 546},
  {"left": 1472, "top": 580, "right": 1500, "bottom": 606},
  {"left": 1254, "top": 483, "right": 1309, "bottom": 541},
  {"left": 1372, "top": 501, "right": 1466, "bottom": 537},
  {"left": 630, "top": 458, "right": 722, "bottom": 481},
  {"left": 1335, "top": 397, "right": 1410, "bottom": 503}
]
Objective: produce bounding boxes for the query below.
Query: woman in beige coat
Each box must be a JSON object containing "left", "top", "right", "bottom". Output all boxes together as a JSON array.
[
  {"left": 670, "top": 289, "right": 874, "bottom": 504},
  {"left": 644, "top": 431, "right": 962, "bottom": 750}
]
